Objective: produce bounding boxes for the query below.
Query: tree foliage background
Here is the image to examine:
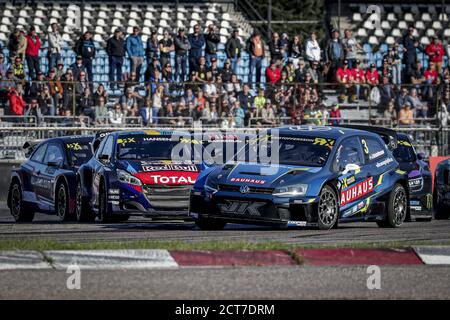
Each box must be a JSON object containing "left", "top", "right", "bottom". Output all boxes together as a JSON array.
[{"left": 249, "top": 0, "right": 327, "bottom": 42}]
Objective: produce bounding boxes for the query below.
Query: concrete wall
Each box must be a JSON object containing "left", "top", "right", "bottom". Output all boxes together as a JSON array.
[{"left": 0, "top": 161, "right": 23, "bottom": 201}]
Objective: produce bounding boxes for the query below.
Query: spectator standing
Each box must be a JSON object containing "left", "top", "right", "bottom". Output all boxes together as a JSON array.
[
  {"left": 106, "top": 28, "right": 125, "bottom": 90},
  {"left": 159, "top": 30, "right": 174, "bottom": 69},
  {"left": 25, "top": 97, "right": 43, "bottom": 124},
  {"left": 403, "top": 26, "right": 419, "bottom": 82},
  {"left": 247, "top": 31, "right": 265, "bottom": 85},
  {"left": 146, "top": 31, "right": 160, "bottom": 64},
  {"left": 25, "top": 26, "right": 41, "bottom": 80},
  {"left": 17, "top": 30, "right": 28, "bottom": 62},
  {"left": 174, "top": 28, "right": 191, "bottom": 82},
  {"left": 325, "top": 29, "right": 344, "bottom": 82},
  {"left": 7, "top": 29, "right": 21, "bottom": 63},
  {"left": 188, "top": 24, "right": 205, "bottom": 71},
  {"left": 268, "top": 32, "right": 283, "bottom": 63},
  {"left": 126, "top": 26, "right": 145, "bottom": 81},
  {"left": 70, "top": 56, "right": 86, "bottom": 81},
  {"left": 425, "top": 36, "right": 445, "bottom": 73},
  {"left": 37, "top": 86, "right": 55, "bottom": 116},
  {"left": 329, "top": 103, "right": 341, "bottom": 125},
  {"left": 342, "top": 29, "right": 361, "bottom": 69},
  {"left": 75, "top": 31, "right": 96, "bottom": 84},
  {"left": 205, "top": 24, "right": 221, "bottom": 67},
  {"left": 379, "top": 76, "right": 395, "bottom": 111},
  {"left": 289, "top": 35, "right": 305, "bottom": 69},
  {"left": 0, "top": 53, "right": 7, "bottom": 79},
  {"left": 225, "top": 29, "right": 242, "bottom": 76},
  {"left": 305, "top": 32, "right": 321, "bottom": 64},
  {"left": 7, "top": 86, "right": 26, "bottom": 116},
  {"left": 47, "top": 68, "right": 63, "bottom": 109},
  {"left": 48, "top": 23, "right": 63, "bottom": 70}
]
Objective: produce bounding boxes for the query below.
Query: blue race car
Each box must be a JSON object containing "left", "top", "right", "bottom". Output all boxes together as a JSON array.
[
  {"left": 434, "top": 158, "right": 450, "bottom": 220},
  {"left": 76, "top": 130, "right": 204, "bottom": 222},
  {"left": 7, "top": 136, "right": 94, "bottom": 222},
  {"left": 393, "top": 133, "right": 433, "bottom": 221},
  {"left": 189, "top": 125, "right": 410, "bottom": 230}
]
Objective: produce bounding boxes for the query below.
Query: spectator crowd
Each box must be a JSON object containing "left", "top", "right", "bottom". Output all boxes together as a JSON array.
[{"left": 1, "top": 22, "right": 450, "bottom": 128}]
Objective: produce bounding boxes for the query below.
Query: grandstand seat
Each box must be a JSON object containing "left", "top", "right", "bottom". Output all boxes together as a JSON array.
[
  {"left": 444, "top": 29, "right": 450, "bottom": 37},
  {"left": 428, "top": 5, "right": 437, "bottom": 15},
  {"left": 3, "top": 9, "right": 14, "bottom": 18},
  {"left": 381, "top": 21, "right": 391, "bottom": 30},
  {"left": 363, "top": 43, "right": 372, "bottom": 53},
  {"left": 420, "top": 37, "right": 430, "bottom": 45},
  {"left": 130, "top": 12, "right": 140, "bottom": 20},
  {"left": 387, "top": 13, "right": 397, "bottom": 22},
  {"left": 128, "top": 19, "right": 138, "bottom": 27},
  {"left": 391, "top": 28, "right": 402, "bottom": 38},
  {"left": 374, "top": 29, "right": 385, "bottom": 38},
  {"left": 368, "top": 36, "right": 379, "bottom": 45},
  {"left": 143, "top": 19, "right": 153, "bottom": 28},
  {"left": 363, "top": 20, "right": 375, "bottom": 30},
  {"left": 385, "top": 36, "right": 396, "bottom": 45},
  {"left": 357, "top": 28, "right": 368, "bottom": 38},
  {"left": 411, "top": 5, "right": 420, "bottom": 15},
  {"left": 161, "top": 12, "right": 170, "bottom": 20},
  {"left": 426, "top": 29, "right": 436, "bottom": 37},
  {"left": 432, "top": 21, "right": 443, "bottom": 30},
  {"left": 18, "top": 9, "right": 28, "bottom": 18},
  {"left": 145, "top": 12, "right": 155, "bottom": 20},
  {"left": 415, "top": 21, "right": 425, "bottom": 30},
  {"left": 352, "top": 12, "right": 362, "bottom": 22},
  {"left": 439, "top": 13, "right": 449, "bottom": 21},
  {"left": 422, "top": 13, "right": 432, "bottom": 23},
  {"left": 398, "top": 21, "right": 408, "bottom": 30},
  {"left": 393, "top": 5, "right": 403, "bottom": 15},
  {"left": 404, "top": 13, "right": 414, "bottom": 22},
  {"left": 98, "top": 11, "right": 109, "bottom": 20},
  {"left": 160, "top": 20, "right": 170, "bottom": 28}
]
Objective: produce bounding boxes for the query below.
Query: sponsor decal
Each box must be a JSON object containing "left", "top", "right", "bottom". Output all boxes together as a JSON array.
[
  {"left": 141, "top": 164, "right": 199, "bottom": 173},
  {"left": 313, "top": 137, "right": 335, "bottom": 147},
  {"left": 369, "top": 150, "right": 385, "bottom": 160},
  {"left": 375, "top": 157, "right": 394, "bottom": 168},
  {"left": 409, "top": 177, "right": 423, "bottom": 189},
  {"left": 410, "top": 205, "right": 422, "bottom": 211},
  {"left": 218, "top": 200, "right": 264, "bottom": 216},
  {"left": 340, "top": 177, "right": 374, "bottom": 206},
  {"left": 66, "top": 142, "right": 82, "bottom": 150},
  {"left": 398, "top": 140, "right": 412, "bottom": 147},
  {"left": 288, "top": 221, "right": 307, "bottom": 226},
  {"left": 288, "top": 125, "right": 332, "bottom": 132},
  {"left": 230, "top": 177, "right": 266, "bottom": 184},
  {"left": 108, "top": 195, "right": 120, "bottom": 200},
  {"left": 134, "top": 171, "right": 199, "bottom": 185},
  {"left": 117, "top": 137, "right": 136, "bottom": 145},
  {"left": 142, "top": 137, "right": 171, "bottom": 142},
  {"left": 109, "top": 189, "right": 120, "bottom": 195},
  {"left": 410, "top": 200, "right": 421, "bottom": 206}
]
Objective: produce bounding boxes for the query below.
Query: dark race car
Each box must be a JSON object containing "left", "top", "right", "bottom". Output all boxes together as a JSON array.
[
  {"left": 393, "top": 133, "right": 433, "bottom": 221},
  {"left": 76, "top": 129, "right": 205, "bottom": 222},
  {"left": 189, "top": 125, "right": 410, "bottom": 230},
  {"left": 434, "top": 158, "right": 450, "bottom": 220},
  {"left": 7, "top": 136, "right": 94, "bottom": 222}
]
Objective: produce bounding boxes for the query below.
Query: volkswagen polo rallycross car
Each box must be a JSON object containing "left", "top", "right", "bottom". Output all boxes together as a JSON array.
[
  {"left": 434, "top": 158, "right": 450, "bottom": 220},
  {"left": 189, "top": 125, "right": 410, "bottom": 230},
  {"left": 76, "top": 130, "right": 205, "bottom": 222},
  {"left": 393, "top": 133, "right": 433, "bottom": 221},
  {"left": 8, "top": 136, "right": 94, "bottom": 222}
]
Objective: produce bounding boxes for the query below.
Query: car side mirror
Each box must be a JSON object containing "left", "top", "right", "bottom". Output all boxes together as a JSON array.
[
  {"left": 417, "top": 153, "right": 425, "bottom": 161},
  {"left": 341, "top": 163, "right": 360, "bottom": 175}
]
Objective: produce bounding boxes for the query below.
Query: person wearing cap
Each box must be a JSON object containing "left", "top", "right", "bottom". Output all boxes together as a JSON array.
[
  {"left": 205, "top": 24, "right": 220, "bottom": 67},
  {"left": 342, "top": 29, "right": 361, "bottom": 70},
  {"left": 25, "top": 26, "right": 41, "bottom": 80},
  {"left": 126, "top": 26, "right": 145, "bottom": 81},
  {"left": 74, "top": 31, "right": 96, "bottom": 84},
  {"left": 336, "top": 60, "right": 354, "bottom": 103},
  {"left": 325, "top": 29, "right": 344, "bottom": 82},
  {"left": 107, "top": 28, "right": 125, "bottom": 90},
  {"left": 365, "top": 63, "right": 379, "bottom": 86},
  {"left": 70, "top": 55, "right": 86, "bottom": 81},
  {"left": 188, "top": 24, "right": 205, "bottom": 71},
  {"left": 246, "top": 31, "right": 266, "bottom": 85},
  {"left": 174, "top": 28, "right": 191, "bottom": 82},
  {"left": 425, "top": 36, "right": 445, "bottom": 73},
  {"left": 225, "top": 29, "right": 242, "bottom": 75},
  {"left": 159, "top": 30, "right": 174, "bottom": 70},
  {"left": 48, "top": 23, "right": 63, "bottom": 70},
  {"left": 403, "top": 26, "right": 419, "bottom": 82}
]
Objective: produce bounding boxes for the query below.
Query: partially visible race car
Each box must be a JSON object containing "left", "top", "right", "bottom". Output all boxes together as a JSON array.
[
  {"left": 434, "top": 158, "right": 450, "bottom": 220},
  {"left": 7, "top": 136, "right": 94, "bottom": 222},
  {"left": 76, "top": 129, "right": 205, "bottom": 222},
  {"left": 393, "top": 133, "right": 433, "bottom": 221},
  {"left": 189, "top": 125, "right": 410, "bottom": 230}
]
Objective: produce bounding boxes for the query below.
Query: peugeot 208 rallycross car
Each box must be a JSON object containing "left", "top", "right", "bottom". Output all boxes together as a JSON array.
[
  {"left": 189, "top": 126, "right": 410, "bottom": 230},
  {"left": 76, "top": 130, "right": 204, "bottom": 222}
]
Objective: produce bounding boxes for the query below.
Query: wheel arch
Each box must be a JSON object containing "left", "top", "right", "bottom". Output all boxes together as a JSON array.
[{"left": 7, "top": 173, "right": 23, "bottom": 209}]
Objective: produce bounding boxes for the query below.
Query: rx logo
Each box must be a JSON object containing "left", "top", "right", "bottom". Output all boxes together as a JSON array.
[{"left": 240, "top": 185, "right": 250, "bottom": 194}]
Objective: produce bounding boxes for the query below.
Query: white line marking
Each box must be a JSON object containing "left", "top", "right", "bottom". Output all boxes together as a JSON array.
[
  {"left": 416, "top": 254, "right": 450, "bottom": 265},
  {"left": 0, "top": 251, "right": 52, "bottom": 270}
]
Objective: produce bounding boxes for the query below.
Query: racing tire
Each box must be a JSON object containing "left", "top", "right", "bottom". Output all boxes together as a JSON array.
[
  {"left": 317, "top": 185, "right": 339, "bottom": 230},
  {"left": 377, "top": 184, "right": 407, "bottom": 228},
  {"left": 9, "top": 181, "right": 35, "bottom": 222},
  {"left": 98, "top": 181, "right": 112, "bottom": 223},
  {"left": 56, "top": 182, "right": 72, "bottom": 222},
  {"left": 76, "top": 180, "right": 95, "bottom": 222},
  {"left": 195, "top": 217, "right": 227, "bottom": 230}
]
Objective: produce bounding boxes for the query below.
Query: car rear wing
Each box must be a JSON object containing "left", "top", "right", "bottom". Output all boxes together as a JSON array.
[
  {"left": 335, "top": 125, "right": 398, "bottom": 151},
  {"left": 22, "top": 140, "right": 43, "bottom": 158}
]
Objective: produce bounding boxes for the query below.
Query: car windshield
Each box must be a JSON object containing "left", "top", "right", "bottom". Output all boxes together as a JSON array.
[
  {"left": 393, "top": 143, "right": 416, "bottom": 163},
  {"left": 238, "top": 135, "right": 334, "bottom": 167},
  {"left": 116, "top": 134, "right": 197, "bottom": 161},
  {"left": 66, "top": 141, "right": 93, "bottom": 167}
]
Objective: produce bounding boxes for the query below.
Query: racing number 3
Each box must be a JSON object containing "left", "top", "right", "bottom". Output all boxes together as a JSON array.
[{"left": 361, "top": 139, "right": 369, "bottom": 155}]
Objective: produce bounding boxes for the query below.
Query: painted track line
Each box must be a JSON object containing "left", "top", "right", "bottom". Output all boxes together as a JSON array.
[
  {"left": 414, "top": 246, "right": 450, "bottom": 265},
  {"left": 0, "top": 251, "right": 52, "bottom": 270}
]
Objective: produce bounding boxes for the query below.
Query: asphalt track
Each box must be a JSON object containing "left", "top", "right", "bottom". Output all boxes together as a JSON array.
[{"left": 0, "top": 205, "right": 450, "bottom": 245}]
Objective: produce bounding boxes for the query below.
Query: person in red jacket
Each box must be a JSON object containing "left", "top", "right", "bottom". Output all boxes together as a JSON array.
[
  {"left": 7, "top": 86, "right": 26, "bottom": 116},
  {"left": 425, "top": 36, "right": 445, "bottom": 73},
  {"left": 266, "top": 60, "right": 281, "bottom": 84},
  {"left": 25, "top": 25, "right": 41, "bottom": 80}
]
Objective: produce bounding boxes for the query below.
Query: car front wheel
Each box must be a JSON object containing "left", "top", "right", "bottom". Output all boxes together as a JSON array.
[
  {"left": 76, "top": 180, "right": 95, "bottom": 222},
  {"left": 377, "top": 183, "right": 407, "bottom": 228},
  {"left": 317, "top": 185, "right": 339, "bottom": 230},
  {"left": 9, "top": 182, "right": 35, "bottom": 222}
]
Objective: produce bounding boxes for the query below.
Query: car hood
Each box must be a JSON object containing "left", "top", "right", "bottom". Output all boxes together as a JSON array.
[
  {"left": 117, "top": 160, "right": 201, "bottom": 185},
  {"left": 217, "top": 162, "right": 322, "bottom": 188}
]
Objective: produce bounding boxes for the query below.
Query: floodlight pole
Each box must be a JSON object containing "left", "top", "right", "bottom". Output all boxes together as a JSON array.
[{"left": 268, "top": 0, "right": 272, "bottom": 38}]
